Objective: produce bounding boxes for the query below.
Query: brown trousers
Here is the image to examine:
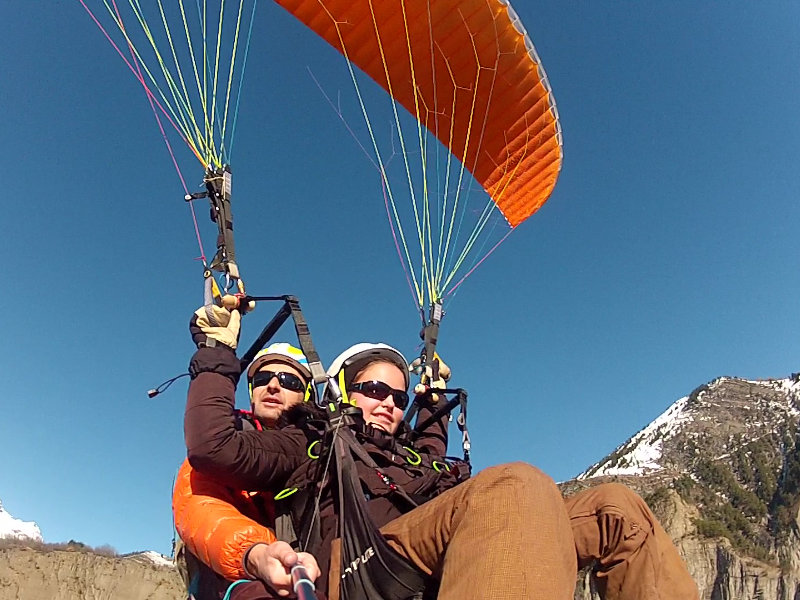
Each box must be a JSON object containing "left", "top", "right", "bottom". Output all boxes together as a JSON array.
[
  {"left": 330, "top": 465, "right": 699, "bottom": 600},
  {"left": 566, "top": 483, "right": 699, "bottom": 600}
]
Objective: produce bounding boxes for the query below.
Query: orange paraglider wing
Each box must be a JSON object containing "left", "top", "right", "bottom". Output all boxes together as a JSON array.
[{"left": 274, "top": 0, "right": 562, "bottom": 227}]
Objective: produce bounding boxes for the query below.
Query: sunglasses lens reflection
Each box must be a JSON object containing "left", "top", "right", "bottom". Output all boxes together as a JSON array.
[
  {"left": 252, "top": 370, "right": 304, "bottom": 392},
  {"left": 350, "top": 381, "right": 410, "bottom": 409}
]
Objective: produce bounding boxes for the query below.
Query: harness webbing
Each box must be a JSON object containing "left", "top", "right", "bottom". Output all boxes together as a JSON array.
[
  {"left": 333, "top": 421, "right": 430, "bottom": 600},
  {"left": 238, "top": 295, "right": 326, "bottom": 385},
  {"left": 404, "top": 301, "right": 442, "bottom": 427},
  {"left": 404, "top": 387, "right": 471, "bottom": 462},
  {"left": 204, "top": 167, "right": 239, "bottom": 282},
  {"left": 337, "top": 425, "right": 420, "bottom": 511}
]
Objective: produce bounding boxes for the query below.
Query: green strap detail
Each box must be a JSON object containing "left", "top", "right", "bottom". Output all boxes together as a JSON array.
[
  {"left": 403, "top": 446, "right": 422, "bottom": 466},
  {"left": 307, "top": 440, "right": 321, "bottom": 460},
  {"left": 274, "top": 487, "right": 299, "bottom": 500},
  {"left": 432, "top": 460, "right": 451, "bottom": 473}
]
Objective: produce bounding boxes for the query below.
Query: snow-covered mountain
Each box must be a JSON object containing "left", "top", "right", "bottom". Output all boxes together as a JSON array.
[
  {"left": 578, "top": 374, "right": 800, "bottom": 479},
  {"left": 567, "top": 373, "right": 800, "bottom": 600},
  {"left": 0, "top": 499, "right": 42, "bottom": 542}
]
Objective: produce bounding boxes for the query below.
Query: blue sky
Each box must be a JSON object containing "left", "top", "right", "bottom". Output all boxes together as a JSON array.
[{"left": 2, "top": 2, "right": 799, "bottom": 555}]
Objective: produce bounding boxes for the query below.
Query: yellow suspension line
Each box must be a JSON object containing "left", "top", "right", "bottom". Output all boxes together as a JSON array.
[
  {"left": 132, "top": 0, "right": 205, "bottom": 161},
  {"left": 436, "top": 12, "right": 492, "bottom": 296},
  {"left": 441, "top": 11, "right": 518, "bottom": 293},
  {"left": 176, "top": 0, "right": 216, "bottom": 166},
  {"left": 398, "top": 0, "right": 436, "bottom": 306},
  {"left": 105, "top": 1, "right": 205, "bottom": 165},
  {"left": 150, "top": 0, "right": 209, "bottom": 163},
  {"left": 321, "top": 2, "right": 424, "bottom": 306},
  {"left": 442, "top": 122, "right": 527, "bottom": 293},
  {"left": 219, "top": 0, "right": 246, "bottom": 156},
  {"left": 367, "top": 0, "right": 430, "bottom": 307},
  {"left": 431, "top": 51, "right": 460, "bottom": 295},
  {"left": 207, "top": 0, "right": 227, "bottom": 166}
]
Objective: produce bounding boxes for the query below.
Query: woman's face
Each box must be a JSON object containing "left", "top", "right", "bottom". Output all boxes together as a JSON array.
[{"left": 349, "top": 361, "right": 407, "bottom": 434}]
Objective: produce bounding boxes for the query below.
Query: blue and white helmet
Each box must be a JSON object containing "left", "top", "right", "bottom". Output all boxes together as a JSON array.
[
  {"left": 246, "top": 342, "right": 311, "bottom": 382},
  {"left": 246, "top": 342, "right": 315, "bottom": 404}
]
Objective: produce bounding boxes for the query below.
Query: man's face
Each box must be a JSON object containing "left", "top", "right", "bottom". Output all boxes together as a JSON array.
[{"left": 250, "top": 362, "right": 307, "bottom": 426}]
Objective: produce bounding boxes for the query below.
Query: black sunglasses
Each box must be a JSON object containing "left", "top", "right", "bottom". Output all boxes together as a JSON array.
[
  {"left": 251, "top": 370, "right": 306, "bottom": 392},
  {"left": 348, "top": 380, "right": 410, "bottom": 410}
]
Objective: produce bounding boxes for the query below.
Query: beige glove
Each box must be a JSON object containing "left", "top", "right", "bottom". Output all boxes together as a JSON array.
[
  {"left": 410, "top": 353, "right": 451, "bottom": 402},
  {"left": 189, "top": 301, "right": 241, "bottom": 350}
]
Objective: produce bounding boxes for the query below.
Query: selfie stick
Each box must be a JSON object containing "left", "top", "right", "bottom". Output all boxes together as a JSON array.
[{"left": 291, "top": 562, "right": 317, "bottom": 600}]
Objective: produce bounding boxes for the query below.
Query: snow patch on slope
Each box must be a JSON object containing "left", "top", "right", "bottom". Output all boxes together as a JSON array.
[
  {"left": 578, "top": 395, "right": 692, "bottom": 479},
  {"left": 763, "top": 377, "right": 800, "bottom": 414},
  {"left": 0, "top": 499, "right": 43, "bottom": 542},
  {"left": 136, "top": 550, "right": 174, "bottom": 568}
]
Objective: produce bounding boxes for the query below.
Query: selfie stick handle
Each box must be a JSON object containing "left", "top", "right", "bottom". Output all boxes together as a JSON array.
[{"left": 291, "top": 563, "right": 317, "bottom": 600}]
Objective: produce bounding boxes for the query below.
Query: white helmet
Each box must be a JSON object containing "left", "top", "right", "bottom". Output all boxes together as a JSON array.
[{"left": 324, "top": 343, "right": 409, "bottom": 406}]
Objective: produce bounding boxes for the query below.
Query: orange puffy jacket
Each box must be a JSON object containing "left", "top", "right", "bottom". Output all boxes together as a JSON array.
[{"left": 172, "top": 458, "right": 277, "bottom": 580}]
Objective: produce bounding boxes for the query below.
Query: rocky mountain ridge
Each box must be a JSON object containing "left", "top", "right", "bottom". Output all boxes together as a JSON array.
[
  {"left": 579, "top": 375, "right": 800, "bottom": 481},
  {"left": 0, "top": 540, "right": 183, "bottom": 600}
]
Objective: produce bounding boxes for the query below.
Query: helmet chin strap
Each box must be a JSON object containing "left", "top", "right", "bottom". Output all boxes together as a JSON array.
[{"left": 338, "top": 368, "right": 353, "bottom": 406}]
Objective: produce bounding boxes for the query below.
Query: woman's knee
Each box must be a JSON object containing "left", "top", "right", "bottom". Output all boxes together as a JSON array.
[{"left": 474, "top": 462, "right": 561, "bottom": 499}]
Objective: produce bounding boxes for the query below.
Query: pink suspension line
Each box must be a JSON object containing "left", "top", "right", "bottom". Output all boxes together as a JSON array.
[
  {"left": 381, "top": 173, "right": 421, "bottom": 315},
  {"left": 81, "top": 0, "right": 207, "bottom": 265},
  {"left": 308, "top": 67, "right": 419, "bottom": 313}
]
